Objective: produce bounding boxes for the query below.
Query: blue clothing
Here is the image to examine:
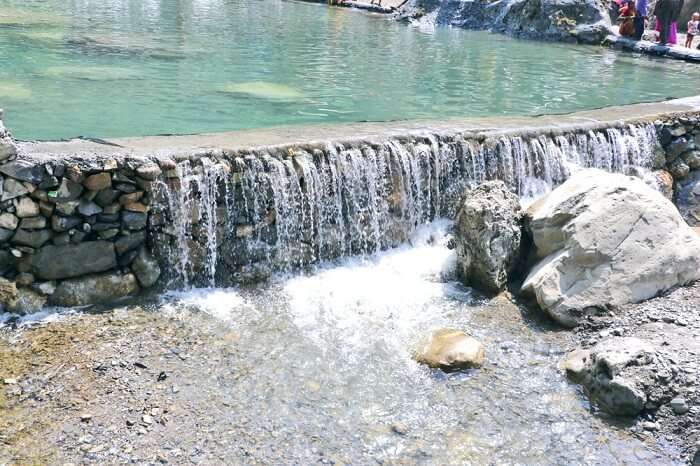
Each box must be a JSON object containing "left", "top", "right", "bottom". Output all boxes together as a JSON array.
[{"left": 636, "top": 0, "right": 648, "bottom": 17}]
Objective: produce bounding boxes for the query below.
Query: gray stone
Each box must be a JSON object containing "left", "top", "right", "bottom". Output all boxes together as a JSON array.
[
  {"left": 52, "top": 178, "right": 83, "bottom": 201},
  {"left": 33, "top": 281, "right": 56, "bottom": 296},
  {"left": 669, "top": 397, "right": 689, "bottom": 415},
  {"left": 31, "top": 241, "right": 117, "bottom": 280},
  {"left": 122, "top": 211, "right": 147, "bottom": 230},
  {"left": 682, "top": 150, "right": 700, "bottom": 170},
  {"left": 522, "top": 170, "right": 700, "bottom": 327},
  {"left": 668, "top": 158, "right": 690, "bottom": 179},
  {"left": 19, "top": 216, "right": 46, "bottom": 230},
  {"left": 676, "top": 170, "right": 700, "bottom": 226},
  {"left": 131, "top": 248, "right": 161, "bottom": 288},
  {"left": 454, "top": 181, "right": 522, "bottom": 294},
  {"left": 95, "top": 188, "right": 120, "bottom": 207},
  {"left": 0, "top": 212, "right": 18, "bottom": 230},
  {"left": 118, "top": 249, "right": 139, "bottom": 267},
  {"left": 52, "top": 233, "right": 71, "bottom": 245},
  {"left": 136, "top": 164, "right": 161, "bottom": 181},
  {"left": 6, "top": 287, "right": 46, "bottom": 315},
  {"left": 0, "top": 141, "right": 17, "bottom": 161},
  {"left": 83, "top": 172, "right": 111, "bottom": 191},
  {"left": 91, "top": 222, "right": 120, "bottom": 232},
  {"left": 0, "top": 277, "right": 18, "bottom": 310},
  {"left": 51, "top": 215, "right": 81, "bottom": 232},
  {"left": 414, "top": 328, "right": 485, "bottom": 371},
  {"left": 115, "top": 232, "right": 146, "bottom": 255},
  {"left": 563, "top": 337, "right": 657, "bottom": 416},
  {"left": 13, "top": 197, "right": 39, "bottom": 218},
  {"left": 1, "top": 177, "right": 29, "bottom": 201},
  {"left": 98, "top": 228, "right": 119, "bottom": 240},
  {"left": 666, "top": 138, "right": 692, "bottom": 161},
  {"left": 15, "top": 272, "right": 34, "bottom": 286},
  {"left": 11, "top": 229, "right": 52, "bottom": 248},
  {"left": 78, "top": 199, "right": 102, "bottom": 217},
  {"left": 55, "top": 200, "right": 79, "bottom": 216},
  {"left": 0, "top": 228, "right": 14, "bottom": 242},
  {"left": 38, "top": 176, "right": 59, "bottom": 190},
  {"left": 49, "top": 272, "right": 139, "bottom": 307},
  {"left": 0, "top": 160, "right": 44, "bottom": 184}
]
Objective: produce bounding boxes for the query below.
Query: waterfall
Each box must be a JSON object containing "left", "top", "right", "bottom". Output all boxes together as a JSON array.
[{"left": 154, "top": 123, "right": 659, "bottom": 287}]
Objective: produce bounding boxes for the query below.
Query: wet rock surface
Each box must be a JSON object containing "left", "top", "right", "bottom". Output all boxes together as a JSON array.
[
  {"left": 414, "top": 328, "right": 485, "bottom": 370},
  {"left": 394, "top": 0, "right": 612, "bottom": 44},
  {"left": 568, "top": 281, "right": 700, "bottom": 464},
  {"left": 454, "top": 181, "right": 523, "bottom": 294}
]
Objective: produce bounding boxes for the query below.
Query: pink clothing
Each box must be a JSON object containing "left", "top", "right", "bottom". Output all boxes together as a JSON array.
[{"left": 656, "top": 20, "right": 678, "bottom": 43}]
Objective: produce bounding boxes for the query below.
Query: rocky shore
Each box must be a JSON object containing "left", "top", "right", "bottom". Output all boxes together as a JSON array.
[{"left": 571, "top": 282, "right": 700, "bottom": 464}]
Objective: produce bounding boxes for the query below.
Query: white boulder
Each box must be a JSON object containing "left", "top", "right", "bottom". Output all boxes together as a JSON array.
[{"left": 522, "top": 169, "right": 700, "bottom": 327}]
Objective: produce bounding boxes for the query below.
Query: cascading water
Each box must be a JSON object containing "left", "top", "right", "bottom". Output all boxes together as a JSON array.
[{"left": 154, "top": 123, "right": 659, "bottom": 288}]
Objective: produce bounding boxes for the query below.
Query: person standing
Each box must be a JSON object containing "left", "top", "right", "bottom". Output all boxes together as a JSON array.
[
  {"left": 656, "top": 0, "right": 685, "bottom": 44},
  {"left": 685, "top": 12, "right": 700, "bottom": 47},
  {"left": 619, "top": 0, "right": 637, "bottom": 36},
  {"left": 634, "top": 0, "right": 648, "bottom": 39}
]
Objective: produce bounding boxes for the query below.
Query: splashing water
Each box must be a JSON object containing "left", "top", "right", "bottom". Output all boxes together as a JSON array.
[{"left": 156, "top": 124, "right": 659, "bottom": 288}]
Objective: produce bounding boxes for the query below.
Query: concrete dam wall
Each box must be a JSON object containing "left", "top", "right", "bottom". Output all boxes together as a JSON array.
[{"left": 1, "top": 99, "right": 700, "bottom": 312}]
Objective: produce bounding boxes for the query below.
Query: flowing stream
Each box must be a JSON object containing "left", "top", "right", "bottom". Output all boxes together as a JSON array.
[{"left": 155, "top": 221, "right": 676, "bottom": 464}]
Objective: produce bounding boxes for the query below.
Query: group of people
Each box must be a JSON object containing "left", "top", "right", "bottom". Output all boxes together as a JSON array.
[{"left": 617, "top": 0, "right": 699, "bottom": 47}]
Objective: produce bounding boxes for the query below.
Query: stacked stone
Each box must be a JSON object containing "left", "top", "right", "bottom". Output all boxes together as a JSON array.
[
  {"left": 0, "top": 116, "right": 162, "bottom": 314},
  {"left": 655, "top": 116, "right": 700, "bottom": 226}
]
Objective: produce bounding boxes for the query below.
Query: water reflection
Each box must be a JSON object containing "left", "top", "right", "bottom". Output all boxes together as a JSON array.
[{"left": 0, "top": 0, "right": 698, "bottom": 140}]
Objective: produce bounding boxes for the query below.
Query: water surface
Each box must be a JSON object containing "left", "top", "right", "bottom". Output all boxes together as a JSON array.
[{"left": 1, "top": 0, "right": 699, "bottom": 140}]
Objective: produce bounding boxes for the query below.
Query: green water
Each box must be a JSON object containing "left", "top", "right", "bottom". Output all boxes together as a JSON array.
[{"left": 0, "top": 0, "right": 698, "bottom": 141}]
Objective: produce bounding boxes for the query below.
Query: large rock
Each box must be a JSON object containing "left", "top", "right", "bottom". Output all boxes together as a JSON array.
[
  {"left": 131, "top": 247, "right": 161, "bottom": 287},
  {"left": 414, "top": 328, "right": 485, "bottom": 371},
  {"left": 395, "top": 0, "right": 612, "bottom": 44},
  {"left": 676, "top": 169, "right": 700, "bottom": 226},
  {"left": 563, "top": 337, "right": 660, "bottom": 416},
  {"left": 31, "top": 241, "right": 117, "bottom": 280},
  {"left": 454, "top": 181, "right": 523, "bottom": 293},
  {"left": 521, "top": 170, "right": 700, "bottom": 327},
  {"left": 49, "top": 272, "right": 139, "bottom": 307}
]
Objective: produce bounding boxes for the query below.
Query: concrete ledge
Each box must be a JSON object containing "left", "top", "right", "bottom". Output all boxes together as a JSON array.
[
  {"left": 16, "top": 97, "right": 700, "bottom": 161},
  {"left": 603, "top": 35, "right": 700, "bottom": 63}
]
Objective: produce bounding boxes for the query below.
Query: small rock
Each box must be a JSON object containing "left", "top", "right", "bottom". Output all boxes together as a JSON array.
[
  {"left": 136, "top": 164, "right": 162, "bottom": 181},
  {"left": 142, "top": 414, "right": 153, "bottom": 425},
  {"left": 391, "top": 422, "right": 409, "bottom": 435},
  {"left": 13, "top": 197, "right": 39, "bottom": 218},
  {"left": 19, "top": 216, "right": 46, "bottom": 229},
  {"left": 83, "top": 173, "right": 112, "bottom": 191},
  {"left": 52, "top": 178, "right": 83, "bottom": 201},
  {"left": 670, "top": 397, "right": 689, "bottom": 414},
  {"left": 0, "top": 212, "right": 19, "bottom": 230},
  {"left": 80, "top": 413, "right": 93, "bottom": 422},
  {"left": 1, "top": 178, "right": 29, "bottom": 201},
  {"left": 414, "top": 328, "right": 485, "bottom": 371},
  {"left": 78, "top": 199, "right": 102, "bottom": 217},
  {"left": 3, "top": 378, "right": 17, "bottom": 384},
  {"left": 642, "top": 421, "right": 659, "bottom": 431}
]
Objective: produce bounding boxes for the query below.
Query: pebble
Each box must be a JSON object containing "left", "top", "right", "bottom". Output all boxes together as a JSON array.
[
  {"left": 142, "top": 414, "right": 153, "bottom": 425},
  {"left": 391, "top": 422, "right": 409, "bottom": 436},
  {"left": 80, "top": 413, "right": 93, "bottom": 422},
  {"left": 3, "top": 377, "right": 17, "bottom": 384},
  {"left": 670, "top": 397, "right": 689, "bottom": 415},
  {"left": 642, "top": 421, "right": 659, "bottom": 431}
]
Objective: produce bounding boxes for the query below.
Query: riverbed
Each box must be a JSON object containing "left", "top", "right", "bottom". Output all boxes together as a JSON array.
[{"left": 0, "top": 222, "right": 683, "bottom": 464}]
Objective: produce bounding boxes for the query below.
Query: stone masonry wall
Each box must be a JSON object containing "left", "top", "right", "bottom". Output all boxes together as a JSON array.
[{"left": 0, "top": 112, "right": 699, "bottom": 315}]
